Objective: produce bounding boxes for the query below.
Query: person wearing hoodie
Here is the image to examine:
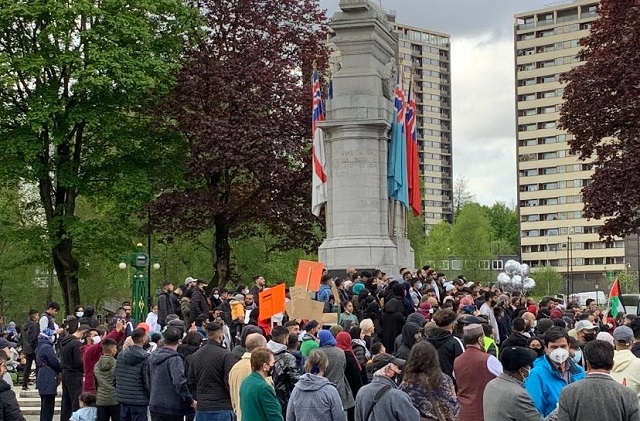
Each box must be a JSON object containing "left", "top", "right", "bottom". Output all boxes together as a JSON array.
[
  {"left": 393, "top": 322, "right": 421, "bottom": 361},
  {"left": 231, "top": 325, "right": 264, "bottom": 359},
  {"left": 316, "top": 276, "right": 333, "bottom": 304},
  {"left": 286, "top": 349, "right": 347, "bottom": 421},
  {"left": 157, "top": 281, "right": 176, "bottom": 329},
  {"left": 300, "top": 320, "right": 321, "bottom": 357},
  {"left": 148, "top": 328, "right": 196, "bottom": 421},
  {"left": 0, "top": 352, "right": 25, "bottom": 421},
  {"left": 94, "top": 339, "right": 119, "bottom": 421},
  {"left": 380, "top": 283, "right": 407, "bottom": 352},
  {"left": 335, "top": 332, "right": 363, "bottom": 408},
  {"left": 318, "top": 330, "right": 355, "bottom": 418},
  {"left": 393, "top": 313, "right": 426, "bottom": 355},
  {"left": 611, "top": 326, "right": 640, "bottom": 399},
  {"left": 60, "top": 323, "right": 89, "bottom": 421},
  {"left": 20, "top": 309, "right": 40, "bottom": 391},
  {"left": 426, "top": 309, "right": 464, "bottom": 382},
  {"left": 36, "top": 332, "right": 61, "bottom": 421},
  {"left": 115, "top": 328, "right": 150, "bottom": 421},
  {"left": 83, "top": 320, "right": 125, "bottom": 394},
  {"left": 348, "top": 328, "right": 370, "bottom": 386},
  {"left": 266, "top": 326, "right": 300, "bottom": 418}
]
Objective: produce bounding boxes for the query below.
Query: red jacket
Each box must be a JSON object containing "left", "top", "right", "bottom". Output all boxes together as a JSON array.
[{"left": 82, "top": 329, "right": 125, "bottom": 392}]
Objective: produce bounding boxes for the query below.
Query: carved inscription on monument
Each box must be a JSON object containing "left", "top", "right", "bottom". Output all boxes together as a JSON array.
[{"left": 332, "top": 150, "right": 379, "bottom": 174}]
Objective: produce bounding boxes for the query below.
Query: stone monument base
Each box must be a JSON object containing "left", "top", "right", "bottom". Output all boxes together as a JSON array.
[{"left": 319, "top": 236, "right": 414, "bottom": 274}]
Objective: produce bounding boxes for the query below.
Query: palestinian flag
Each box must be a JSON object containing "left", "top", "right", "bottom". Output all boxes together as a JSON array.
[{"left": 609, "top": 278, "right": 623, "bottom": 317}]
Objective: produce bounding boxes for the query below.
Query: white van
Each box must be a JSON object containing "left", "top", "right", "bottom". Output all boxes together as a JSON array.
[{"left": 568, "top": 291, "right": 607, "bottom": 307}]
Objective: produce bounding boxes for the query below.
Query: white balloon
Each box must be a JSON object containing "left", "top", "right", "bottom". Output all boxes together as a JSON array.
[
  {"left": 504, "top": 260, "right": 520, "bottom": 275},
  {"left": 512, "top": 275, "right": 523, "bottom": 287},
  {"left": 520, "top": 263, "right": 530, "bottom": 277},
  {"left": 497, "top": 272, "right": 511, "bottom": 285},
  {"left": 523, "top": 277, "right": 536, "bottom": 292}
]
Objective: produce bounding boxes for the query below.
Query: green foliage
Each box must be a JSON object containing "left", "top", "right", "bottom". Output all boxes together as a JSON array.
[
  {"left": 424, "top": 221, "right": 453, "bottom": 268},
  {"left": 0, "top": 0, "right": 202, "bottom": 311},
  {"left": 407, "top": 215, "right": 428, "bottom": 267},
  {"left": 617, "top": 270, "right": 638, "bottom": 294},
  {"left": 451, "top": 203, "right": 492, "bottom": 282},
  {"left": 483, "top": 202, "right": 519, "bottom": 255},
  {"left": 530, "top": 266, "right": 564, "bottom": 297}
]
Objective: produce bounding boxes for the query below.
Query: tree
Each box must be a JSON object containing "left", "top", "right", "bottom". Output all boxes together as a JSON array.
[
  {"left": 407, "top": 215, "right": 428, "bottom": 267},
  {"left": 150, "top": 0, "right": 330, "bottom": 287},
  {"left": 0, "top": 1, "right": 199, "bottom": 312},
  {"left": 559, "top": 0, "right": 640, "bottom": 239},
  {"left": 454, "top": 177, "right": 476, "bottom": 218},
  {"left": 451, "top": 203, "right": 491, "bottom": 282},
  {"left": 530, "top": 266, "right": 564, "bottom": 297},
  {"left": 483, "top": 202, "right": 519, "bottom": 255},
  {"left": 424, "top": 221, "right": 452, "bottom": 269}
]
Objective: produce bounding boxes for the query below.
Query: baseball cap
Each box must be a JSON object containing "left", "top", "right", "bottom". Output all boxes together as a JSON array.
[
  {"left": 500, "top": 346, "right": 538, "bottom": 371},
  {"left": 613, "top": 326, "right": 634, "bottom": 344},
  {"left": 575, "top": 320, "right": 597, "bottom": 332},
  {"left": 0, "top": 338, "right": 17, "bottom": 349},
  {"left": 371, "top": 353, "right": 406, "bottom": 371}
]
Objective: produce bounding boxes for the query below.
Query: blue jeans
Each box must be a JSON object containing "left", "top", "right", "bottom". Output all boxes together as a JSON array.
[
  {"left": 195, "top": 410, "right": 235, "bottom": 421},
  {"left": 120, "top": 404, "right": 148, "bottom": 421}
]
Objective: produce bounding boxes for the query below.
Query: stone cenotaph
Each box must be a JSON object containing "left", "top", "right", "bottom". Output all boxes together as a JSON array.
[{"left": 318, "top": 0, "right": 414, "bottom": 274}]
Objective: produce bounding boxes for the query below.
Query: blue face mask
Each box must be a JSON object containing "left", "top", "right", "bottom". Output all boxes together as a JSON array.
[
  {"left": 415, "top": 282, "right": 423, "bottom": 291},
  {"left": 76, "top": 312, "right": 84, "bottom": 318},
  {"left": 571, "top": 349, "right": 582, "bottom": 364}
]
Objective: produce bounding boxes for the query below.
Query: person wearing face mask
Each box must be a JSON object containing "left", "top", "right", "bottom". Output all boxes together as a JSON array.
[
  {"left": 479, "top": 291, "right": 501, "bottom": 345},
  {"left": 524, "top": 327, "right": 586, "bottom": 417},
  {"left": 239, "top": 348, "right": 284, "bottom": 421},
  {"left": 527, "top": 336, "right": 546, "bottom": 365},
  {"left": 568, "top": 337, "right": 584, "bottom": 367},
  {"left": 354, "top": 353, "right": 419, "bottom": 421},
  {"left": 575, "top": 320, "right": 597, "bottom": 343},
  {"left": 409, "top": 278, "right": 423, "bottom": 307},
  {"left": 484, "top": 346, "right": 558, "bottom": 421}
]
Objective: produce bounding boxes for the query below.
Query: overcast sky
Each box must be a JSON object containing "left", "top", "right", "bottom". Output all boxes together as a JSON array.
[{"left": 319, "top": 0, "right": 554, "bottom": 207}]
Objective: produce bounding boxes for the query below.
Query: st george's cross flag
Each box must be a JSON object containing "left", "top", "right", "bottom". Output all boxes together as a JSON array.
[{"left": 311, "top": 70, "right": 328, "bottom": 217}]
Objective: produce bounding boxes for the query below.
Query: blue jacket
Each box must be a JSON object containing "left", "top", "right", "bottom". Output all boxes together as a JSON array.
[
  {"left": 316, "top": 285, "right": 332, "bottom": 303},
  {"left": 148, "top": 347, "right": 194, "bottom": 415},
  {"left": 524, "top": 354, "right": 585, "bottom": 416},
  {"left": 35, "top": 337, "right": 62, "bottom": 396}
]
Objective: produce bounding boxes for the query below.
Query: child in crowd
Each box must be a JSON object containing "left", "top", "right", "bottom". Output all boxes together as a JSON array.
[{"left": 70, "top": 393, "right": 97, "bottom": 421}]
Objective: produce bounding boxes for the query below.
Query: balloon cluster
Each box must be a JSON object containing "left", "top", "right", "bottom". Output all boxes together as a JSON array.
[{"left": 496, "top": 260, "right": 536, "bottom": 293}]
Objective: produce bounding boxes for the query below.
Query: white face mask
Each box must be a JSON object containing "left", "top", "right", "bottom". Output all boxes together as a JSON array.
[
  {"left": 213, "top": 294, "right": 220, "bottom": 299},
  {"left": 549, "top": 348, "right": 569, "bottom": 364},
  {"left": 93, "top": 336, "right": 101, "bottom": 345},
  {"left": 76, "top": 312, "right": 84, "bottom": 318},
  {"left": 571, "top": 349, "right": 582, "bottom": 364}
]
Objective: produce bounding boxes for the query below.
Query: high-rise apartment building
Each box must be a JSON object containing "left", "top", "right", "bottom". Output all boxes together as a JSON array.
[
  {"left": 515, "top": 0, "right": 631, "bottom": 289},
  {"left": 390, "top": 18, "right": 454, "bottom": 228}
]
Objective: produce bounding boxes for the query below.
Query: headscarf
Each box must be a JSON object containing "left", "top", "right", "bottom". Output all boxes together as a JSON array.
[
  {"left": 336, "top": 332, "right": 361, "bottom": 371},
  {"left": 318, "top": 329, "right": 337, "bottom": 347}
]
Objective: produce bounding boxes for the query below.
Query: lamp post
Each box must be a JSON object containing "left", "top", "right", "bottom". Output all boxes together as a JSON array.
[{"left": 119, "top": 243, "right": 160, "bottom": 324}]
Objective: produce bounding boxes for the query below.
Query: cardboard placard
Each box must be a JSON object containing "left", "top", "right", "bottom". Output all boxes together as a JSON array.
[
  {"left": 285, "top": 299, "right": 325, "bottom": 323},
  {"left": 289, "top": 286, "right": 311, "bottom": 301},
  {"left": 321, "top": 312, "right": 338, "bottom": 325},
  {"left": 259, "top": 283, "right": 286, "bottom": 321},
  {"left": 295, "top": 260, "right": 325, "bottom": 292}
]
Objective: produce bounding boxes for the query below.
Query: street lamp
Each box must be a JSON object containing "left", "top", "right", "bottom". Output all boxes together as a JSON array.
[{"left": 119, "top": 243, "right": 160, "bottom": 324}]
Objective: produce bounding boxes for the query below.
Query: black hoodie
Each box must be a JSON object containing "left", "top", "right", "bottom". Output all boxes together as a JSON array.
[
  {"left": 0, "top": 378, "right": 24, "bottom": 421},
  {"left": 426, "top": 327, "right": 464, "bottom": 379},
  {"left": 59, "top": 334, "right": 83, "bottom": 376},
  {"left": 394, "top": 322, "right": 421, "bottom": 360}
]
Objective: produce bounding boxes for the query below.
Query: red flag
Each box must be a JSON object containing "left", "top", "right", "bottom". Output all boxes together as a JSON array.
[{"left": 405, "top": 75, "right": 421, "bottom": 216}]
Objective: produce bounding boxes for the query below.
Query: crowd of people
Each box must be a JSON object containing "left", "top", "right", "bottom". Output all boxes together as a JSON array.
[{"left": 1, "top": 267, "right": 640, "bottom": 421}]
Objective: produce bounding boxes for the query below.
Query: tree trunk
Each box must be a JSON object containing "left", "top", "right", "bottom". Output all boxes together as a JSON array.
[
  {"left": 52, "top": 238, "right": 81, "bottom": 315},
  {"left": 213, "top": 214, "right": 231, "bottom": 288}
]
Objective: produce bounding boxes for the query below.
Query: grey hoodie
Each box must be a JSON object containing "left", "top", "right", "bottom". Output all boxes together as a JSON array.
[{"left": 286, "top": 373, "right": 347, "bottom": 421}]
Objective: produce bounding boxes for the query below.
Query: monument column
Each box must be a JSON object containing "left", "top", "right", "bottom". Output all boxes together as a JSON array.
[{"left": 318, "top": 0, "right": 414, "bottom": 273}]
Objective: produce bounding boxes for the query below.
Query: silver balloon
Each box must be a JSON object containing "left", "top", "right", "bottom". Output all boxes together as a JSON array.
[
  {"left": 504, "top": 260, "right": 521, "bottom": 275},
  {"left": 497, "top": 272, "right": 511, "bottom": 285},
  {"left": 520, "top": 263, "right": 530, "bottom": 277},
  {"left": 523, "top": 277, "right": 536, "bottom": 292},
  {"left": 512, "top": 274, "right": 523, "bottom": 288}
]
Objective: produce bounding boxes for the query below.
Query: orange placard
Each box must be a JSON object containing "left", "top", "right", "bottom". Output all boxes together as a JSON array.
[
  {"left": 230, "top": 301, "right": 244, "bottom": 321},
  {"left": 294, "top": 260, "right": 325, "bottom": 292},
  {"left": 259, "top": 283, "right": 286, "bottom": 321}
]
